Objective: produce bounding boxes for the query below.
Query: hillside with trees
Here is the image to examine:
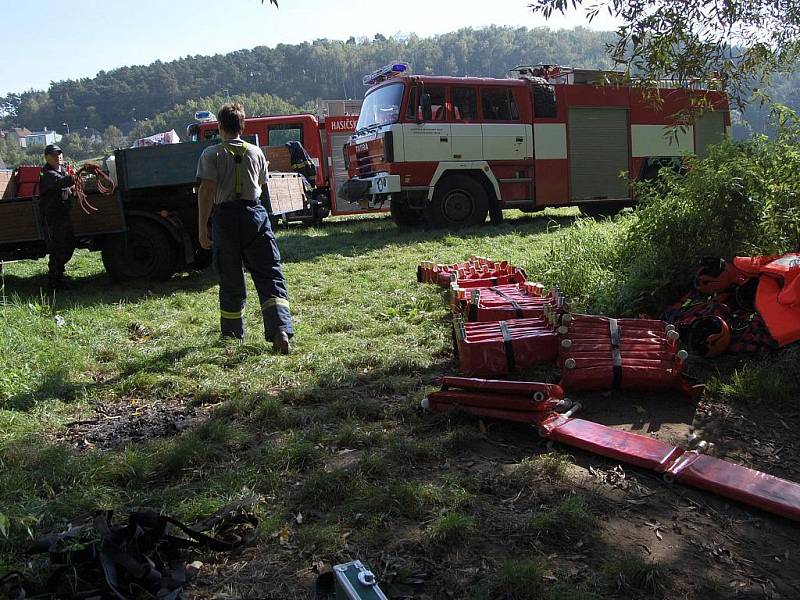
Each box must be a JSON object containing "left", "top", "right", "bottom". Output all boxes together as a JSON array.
[
  {"left": 0, "top": 27, "right": 615, "bottom": 131},
  {"left": 1, "top": 25, "right": 797, "bottom": 153},
  {"left": 125, "top": 92, "right": 303, "bottom": 142}
]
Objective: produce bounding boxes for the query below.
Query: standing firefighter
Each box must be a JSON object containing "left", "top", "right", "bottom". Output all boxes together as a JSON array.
[
  {"left": 39, "top": 144, "right": 76, "bottom": 290},
  {"left": 197, "top": 103, "right": 293, "bottom": 353}
]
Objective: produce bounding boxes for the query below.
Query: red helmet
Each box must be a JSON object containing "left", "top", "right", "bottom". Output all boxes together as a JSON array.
[
  {"left": 693, "top": 258, "right": 739, "bottom": 295},
  {"left": 689, "top": 316, "right": 731, "bottom": 357}
]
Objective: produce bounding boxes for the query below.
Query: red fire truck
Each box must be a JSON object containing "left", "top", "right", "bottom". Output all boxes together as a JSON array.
[
  {"left": 187, "top": 104, "right": 375, "bottom": 222},
  {"left": 340, "top": 64, "right": 730, "bottom": 228}
]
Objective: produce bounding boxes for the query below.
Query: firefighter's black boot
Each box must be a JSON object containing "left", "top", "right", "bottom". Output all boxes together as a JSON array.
[{"left": 272, "top": 330, "right": 290, "bottom": 355}]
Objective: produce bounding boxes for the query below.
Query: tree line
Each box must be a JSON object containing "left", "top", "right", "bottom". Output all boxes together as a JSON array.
[
  {"left": 1, "top": 25, "right": 796, "bottom": 154},
  {"left": 0, "top": 92, "right": 302, "bottom": 168},
  {"left": 0, "top": 27, "right": 615, "bottom": 131}
]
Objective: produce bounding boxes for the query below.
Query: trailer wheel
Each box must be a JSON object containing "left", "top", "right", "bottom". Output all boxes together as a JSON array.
[
  {"left": 102, "top": 219, "right": 179, "bottom": 282},
  {"left": 390, "top": 197, "right": 423, "bottom": 228},
  {"left": 192, "top": 248, "right": 213, "bottom": 270},
  {"left": 428, "top": 174, "right": 488, "bottom": 229}
]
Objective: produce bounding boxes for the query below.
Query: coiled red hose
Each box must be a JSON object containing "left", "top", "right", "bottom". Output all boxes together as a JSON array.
[{"left": 73, "top": 163, "right": 116, "bottom": 215}]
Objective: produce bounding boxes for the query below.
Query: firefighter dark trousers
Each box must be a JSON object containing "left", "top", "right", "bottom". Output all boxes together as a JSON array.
[
  {"left": 212, "top": 200, "right": 293, "bottom": 340},
  {"left": 41, "top": 201, "right": 75, "bottom": 286}
]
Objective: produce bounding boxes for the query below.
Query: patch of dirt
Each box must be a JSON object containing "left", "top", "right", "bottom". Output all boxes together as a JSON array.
[
  {"left": 692, "top": 401, "right": 800, "bottom": 481},
  {"left": 178, "top": 389, "right": 800, "bottom": 599},
  {"left": 323, "top": 448, "right": 363, "bottom": 472},
  {"left": 55, "top": 397, "right": 212, "bottom": 450}
]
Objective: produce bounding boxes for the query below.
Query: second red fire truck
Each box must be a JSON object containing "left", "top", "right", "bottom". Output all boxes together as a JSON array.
[
  {"left": 187, "top": 102, "right": 369, "bottom": 223},
  {"left": 340, "top": 63, "right": 730, "bottom": 228}
]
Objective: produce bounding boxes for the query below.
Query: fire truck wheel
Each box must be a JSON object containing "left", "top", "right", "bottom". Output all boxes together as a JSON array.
[
  {"left": 429, "top": 174, "right": 489, "bottom": 229},
  {"left": 102, "top": 219, "right": 178, "bottom": 282},
  {"left": 390, "top": 199, "right": 422, "bottom": 227},
  {"left": 579, "top": 202, "right": 623, "bottom": 218}
]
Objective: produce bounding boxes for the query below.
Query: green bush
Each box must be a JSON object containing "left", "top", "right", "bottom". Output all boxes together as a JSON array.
[
  {"left": 527, "top": 105, "right": 800, "bottom": 316},
  {"left": 526, "top": 217, "right": 628, "bottom": 312},
  {"left": 707, "top": 345, "right": 800, "bottom": 406},
  {"left": 615, "top": 105, "right": 800, "bottom": 314}
]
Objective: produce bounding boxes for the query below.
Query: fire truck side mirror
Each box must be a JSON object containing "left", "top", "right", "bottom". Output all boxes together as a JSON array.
[{"left": 420, "top": 93, "right": 432, "bottom": 123}]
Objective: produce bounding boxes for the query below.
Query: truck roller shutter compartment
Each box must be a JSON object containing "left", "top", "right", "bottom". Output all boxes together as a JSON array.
[
  {"left": 694, "top": 111, "right": 726, "bottom": 159},
  {"left": 568, "top": 108, "right": 629, "bottom": 202}
]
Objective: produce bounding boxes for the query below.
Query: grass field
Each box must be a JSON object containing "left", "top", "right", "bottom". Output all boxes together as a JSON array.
[{"left": 1, "top": 210, "right": 799, "bottom": 599}]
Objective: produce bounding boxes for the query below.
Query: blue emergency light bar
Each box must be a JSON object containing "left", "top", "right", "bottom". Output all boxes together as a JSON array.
[
  {"left": 362, "top": 63, "right": 409, "bottom": 86},
  {"left": 194, "top": 110, "right": 217, "bottom": 122}
]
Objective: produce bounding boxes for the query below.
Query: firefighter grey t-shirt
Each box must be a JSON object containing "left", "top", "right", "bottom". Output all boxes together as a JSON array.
[{"left": 196, "top": 139, "right": 268, "bottom": 204}]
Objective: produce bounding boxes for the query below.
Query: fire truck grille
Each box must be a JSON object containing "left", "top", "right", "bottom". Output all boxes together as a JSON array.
[{"left": 357, "top": 153, "right": 384, "bottom": 177}]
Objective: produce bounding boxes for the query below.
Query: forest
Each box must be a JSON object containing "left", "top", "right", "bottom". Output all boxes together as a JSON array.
[
  {"left": 0, "top": 27, "right": 627, "bottom": 131},
  {"left": 1, "top": 25, "right": 797, "bottom": 165}
]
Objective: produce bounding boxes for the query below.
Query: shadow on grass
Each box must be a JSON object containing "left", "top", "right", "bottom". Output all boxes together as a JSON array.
[
  {"left": 426, "top": 415, "right": 800, "bottom": 599},
  {"left": 277, "top": 212, "right": 580, "bottom": 263},
  {"left": 1, "top": 266, "right": 219, "bottom": 311},
  {"left": 3, "top": 211, "right": 577, "bottom": 309},
  {"left": 5, "top": 345, "right": 206, "bottom": 412}
]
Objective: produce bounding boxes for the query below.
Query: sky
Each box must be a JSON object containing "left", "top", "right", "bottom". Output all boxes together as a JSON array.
[{"left": 0, "top": 0, "right": 619, "bottom": 97}]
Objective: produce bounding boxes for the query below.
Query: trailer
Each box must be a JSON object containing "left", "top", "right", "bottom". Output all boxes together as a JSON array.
[{"left": 0, "top": 135, "right": 306, "bottom": 282}]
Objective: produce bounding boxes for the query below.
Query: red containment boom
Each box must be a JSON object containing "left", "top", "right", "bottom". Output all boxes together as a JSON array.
[
  {"left": 424, "top": 378, "right": 800, "bottom": 522},
  {"left": 453, "top": 315, "right": 559, "bottom": 377}
]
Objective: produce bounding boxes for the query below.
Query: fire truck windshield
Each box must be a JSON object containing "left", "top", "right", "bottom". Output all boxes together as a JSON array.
[{"left": 355, "top": 82, "right": 403, "bottom": 132}]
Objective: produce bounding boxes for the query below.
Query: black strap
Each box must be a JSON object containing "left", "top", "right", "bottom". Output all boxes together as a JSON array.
[
  {"left": 468, "top": 290, "right": 479, "bottom": 322},
  {"left": 491, "top": 286, "right": 523, "bottom": 318},
  {"left": 0, "top": 571, "right": 27, "bottom": 600},
  {"left": 609, "top": 318, "right": 622, "bottom": 389},
  {"left": 500, "top": 320, "right": 516, "bottom": 372},
  {"left": 14, "top": 501, "right": 259, "bottom": 600}
]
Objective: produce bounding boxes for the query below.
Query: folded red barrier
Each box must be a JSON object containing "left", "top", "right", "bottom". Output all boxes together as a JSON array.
[
  {"left": 454, "top": 316, "right": 558, "bottom": 376},
  {"left": 561, "top": 314, "right": 672, "bottom": 329},
  {"left": 429, "top": 390, "right": 561, "bottom": 413},
  {"left": 557, "top": 314, "right": 694, "bottom": 396},
  {"left": 540, "top": 416, "right": 683, "bottom": 471},
  {"left": 425, "top": 399, "right": 547, "bottom": 424},
  {"left": 451, "top": 270, "right": 527, "bottom": 289},
  {"left": 424, "top": 377, "right": 566, "bottom": 423},
  {"left": 439, "top": 376, "right": 563, "bottom": 398},
  {"left": 558, "top": 352, "right": 685, "bottom": 370},
  {"left": 558, "top": 330, "right": 677, "bottom": 344},
  {"left": 417, "top": 257, "right": 526, "bottom": 288},
  {"left": 454, "top": 284, "right": 566, "bottom": 322},
  {"left": 560, "top": 365, "right": 695, "bottom": 395},
  {"left": 540, "top": 416, "right": 800, "bottom": 522},
  {"left": 664, "top": 452, "right": 800, "bottom": 521},
  {"left": 560, "top": 339, "right": 679, "bottom": 354}
]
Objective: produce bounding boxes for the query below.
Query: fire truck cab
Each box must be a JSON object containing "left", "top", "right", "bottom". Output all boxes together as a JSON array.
[{"left": 340, "top": 63, "right": 730, "bottom": 228}]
